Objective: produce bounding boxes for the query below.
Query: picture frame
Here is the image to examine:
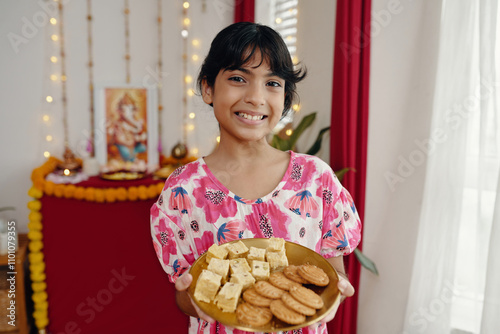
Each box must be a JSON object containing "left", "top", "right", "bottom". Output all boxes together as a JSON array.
[{"left": 94, "top": 84, "right": 158, "bottom": 173}]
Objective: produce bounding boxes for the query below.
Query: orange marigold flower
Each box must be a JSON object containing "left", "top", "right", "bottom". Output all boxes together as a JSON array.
[
  {"left": 74, "top": 187, "right": 85, "bottom": 200},
  {"left": 116, "top": 187, "right": 128, "bottom": 201},
  {"left": 156, "top": 182, "right": 164, "bottom": 193},
  {"left": 54, "top": 184, "right": 65, "bottom": 198},
  {"left": 95, "top": 189, "right": 105, "bottom": 202},
  {"left": 104, "top": 188, "right": 117, "bottom": 202},
  {"left": 147, "top": 184, "right": 158, "bottom": 198},
  {"left": 44, "top": 181, "right": 55, "bottom": 196},
  {"left": 64, "top": 184, "right": 76, "bottom": 198},
  {"left": 84, "top": 188, "right": 96, "bottom": 201},
  {"left": 138, "top": 185, "right": 148, "bottom": 200},
  {"left": 128, "top": 187, "right": 138, "bottom": 201}
]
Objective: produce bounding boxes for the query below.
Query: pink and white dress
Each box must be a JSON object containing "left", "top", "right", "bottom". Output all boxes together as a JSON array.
[{"left": 150, "top": 151, "right": 362, "bottom": 334}]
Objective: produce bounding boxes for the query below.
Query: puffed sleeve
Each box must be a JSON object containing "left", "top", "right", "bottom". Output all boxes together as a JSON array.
[
  {"left": 150, "top": 196, "right": 193, "bottom": 283},
  {"left": 319, "top": 168, "right": 362, "bottom": 258}
]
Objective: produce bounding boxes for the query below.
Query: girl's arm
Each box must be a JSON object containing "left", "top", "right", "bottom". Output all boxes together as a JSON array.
[{"left": 174, "top": 272, "right": 215, "bottom": 323}]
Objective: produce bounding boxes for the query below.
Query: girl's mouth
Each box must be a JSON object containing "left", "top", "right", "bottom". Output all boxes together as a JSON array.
[{"left": 235, "top": 112, "right": 267, "bottom": 121}]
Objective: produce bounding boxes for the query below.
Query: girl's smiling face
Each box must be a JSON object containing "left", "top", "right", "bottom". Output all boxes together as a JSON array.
[{"left": 202, "top": 52, "right": 285, "bottom": 145}]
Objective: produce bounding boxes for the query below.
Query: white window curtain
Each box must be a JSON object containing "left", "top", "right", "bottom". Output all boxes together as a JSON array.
[{"left": 403, "top": 0, "right": 499, "bottom": 333}]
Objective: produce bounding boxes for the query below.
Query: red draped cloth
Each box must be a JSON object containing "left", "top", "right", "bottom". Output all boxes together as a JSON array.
[
  {"left": 329, "top": 1, "right": 371, "bottom": 333},
  {"left": 234, "top": 0, "right": 255, "bottom": 23}
]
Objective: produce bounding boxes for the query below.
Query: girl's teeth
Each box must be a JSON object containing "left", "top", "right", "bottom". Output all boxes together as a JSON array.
[{"left": 238, "top": 112, "right": 263, "bottom": 120}]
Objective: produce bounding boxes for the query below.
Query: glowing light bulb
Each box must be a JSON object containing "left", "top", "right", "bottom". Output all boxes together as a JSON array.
[
  {"left": 50, "top": 18, "right": 57, "bottom": 25},
  {"left": 191, "top": 148, "right": 198, "bottom": 155},
  {"left": 187, "top": 89, "right": 195, "bottom": 96},
  {"left": 44, "top": 151, "right": 51, "bottom": 158},
  {"left": 192, "top": 39, "right": 199, "bottom": 46},
  {"left": 192, "top": 54, "right": 199, "bottom": 61},
  {"left": 63, "top": 169, "right": 70, "bottom": 176},
  {"left": 50, "top": 56, "right": 58, "bottom": 63},
  {"left": 46, "top": 96, "right": 53, "bottom": 103},
  {"left": 51, "top": 34, "right": 58, "bottom": 41},
  {"left": 216, "top": 136, "right": 220, "bottom": 143},
  {"left": 61, "top": 75, "right": 67, "bottom": 82},
  {"left": 189, "top": 112, "right": 195, "bottom": 119},
  {"left": 285, "top": 129, "right": 293, "bottom": 136},
  {"left": 181, "top": 30, "right": 188, "bottom": 38},
  {"left": 183, "top": 18, "right": 190, "bottom": 26},
  {"left": 184, "top": 75, "right": 193, "bottom": 84},
  {"left": 187, "top": 124, "right": 195, "bottom": 131},
  {"left": 46, "top": 135, "right": 53, "bottom": 142},
  {"left": 275, "top": 17, "right": 282, "bottom": 24},
  {"left": 292, "top": 56, "right": 299, "bottom": 65},
  {"left": 43, "top": 115, "right": 50, "bottom": 122},
  {"left": 183, "top": 2, "right": 190, "bottom": 9},
  {"left": 292, "top": 104, "right": 300, "bottom": 111},
  {"left": 50, "top": 74, "right": 58, "bottom": 81}
]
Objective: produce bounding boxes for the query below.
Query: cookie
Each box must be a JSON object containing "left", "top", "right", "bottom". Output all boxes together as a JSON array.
[
  {"left": 281, "top": 292, "right": 317, "bottom": 316},
  {"left": 270, "top": 299, "right": 306, "bottom": 325},
  {"left": 283, "top": 265, "right": 309, "bottom": 284},
  {"left": 269, "top": 271, "right": 302, "bottom": 291},
  {"left": 298, "top": 264, "right": 330, "bottom": 287},
  {"left": 254, "top": 280, "right": 285, "bottom": 299},
  {"left": 243, "top": 288, "right": 273, "bottom": 307},
  {"left": 236, "top": 302, "right": 273, "bottom": 327},
  {"left": 289, "top": 285, "right": 324, "bottom": 309}
]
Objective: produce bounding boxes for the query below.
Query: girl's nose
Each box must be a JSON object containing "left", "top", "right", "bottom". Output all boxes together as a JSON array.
[{"left": 243, "top": 83, "right": 265, "bottom": 106}]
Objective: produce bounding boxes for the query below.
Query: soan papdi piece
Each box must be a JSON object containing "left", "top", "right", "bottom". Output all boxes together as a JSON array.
[
  {"left": 207, "top": 258, "right": 230, "bottom": 283},
  {"left": 266, "top": 237, "right": 285, "bottom": 253},
  {"left": 215, "top": 282, "right": 243, "bottom": 312},
  {"left": 230, "top": 272, "right": 256, "bottom": 290},
  {"left": 251, "top": 260, "right": 270, "bottom": 281},
  {"left": 265, "top": 250, "right": 289, "bottom": 271},
  {"left": 247, "top": 246, "right": 266, "bottom": 265},
  {"left": 229, "top": 258, "right": 251, "bottom": 275},
  {"left": 226, "top": 240, "right": 249, "bottom": 259},
  {"left": 205, "top": 243, "right": 228, "bottom": 264},
  {"left": 193, "top": 269, "right": 222, "bottom": 303}
]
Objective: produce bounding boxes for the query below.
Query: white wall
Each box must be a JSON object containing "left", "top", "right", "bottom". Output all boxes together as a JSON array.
[{"left": 0, "top": 0, "right": 232, "bottom": 233}]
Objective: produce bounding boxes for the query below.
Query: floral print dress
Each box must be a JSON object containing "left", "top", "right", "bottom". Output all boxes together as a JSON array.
[{"left": 150, "top": 151, "right": 362, "bottom": 334}]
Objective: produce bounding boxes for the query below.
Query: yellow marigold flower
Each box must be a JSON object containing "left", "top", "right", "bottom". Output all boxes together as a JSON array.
[
  {"left": 116, "top": 187, "right": 128, "bottom": 201},
  {"left": 35, "top": 316, "right": 49, "bottom": 329},
  {"left": 32, "top": 282, "right": 47, "bottom": 292},
  {"left": 128, "top": 187, "right": 138, "bottom": 201},
  {"left": 84, "top": 187, "right": 96, "bottom": 201},
  {"left": 104, "top": 188, "right": 117, "bottom": 202},
  {"left": 28, "top": 230, "right": 43, "bottom": 241},
  {"left": 29, "top": 211, "right": 42, "bottom": 222},
  {"left": 27, "top": 200, "right": 42, "bottom": 211},
  {"left": 64, "top": 184, "right": 76, "bottom": 198},
  {"left": 34, "top": 300, "right": 48, "bottom": 311},
  {"left": 29, "top": 240, "right": 44, "bottom": 252},
  {"left": 28, "top": 221, "right": 43, "bottom": 231},
  {"left": 138, "top": 185, "right": 148, "bottom": 200},
  {"left": 32, "top": 291, "right": 48, "bottom": 303},
  {"left": 28, "top": 187, "right": 43, "bottom": 199},
  {"left": 33, "top": 309, "right": 48, "bottom": 321},
  {"left": 31, "top": 272, "right": 46, "bottom": 282},
  {"left": 54, "top": 184, "right": 65, "bottom": 198},
  {"left": 30, "top": 262, "right": 46, "bottom": 274},
  {"left": 74, "top": 187, "right": 85, "bottom": 200},
  {"left": 147, "top": 184, "right": 158, "bottom": 198},
  {"left": 29, "top": 251, "right": 44, "bottom": 263},
  {"left": 44, "top": 181, "right": 55, "bottom": 196}
]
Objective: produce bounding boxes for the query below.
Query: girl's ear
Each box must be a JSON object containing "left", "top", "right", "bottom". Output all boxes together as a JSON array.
[{"left": 201, "top": 80, "right": 213, "bottom": 105}]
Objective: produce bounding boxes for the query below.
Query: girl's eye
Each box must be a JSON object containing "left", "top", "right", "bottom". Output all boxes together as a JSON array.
[
  {"left": 267, "top": 81, "right": 282, "bottom": 88},
  {"left": 229, "top": 76, "right": 245, "bottom": 83}
]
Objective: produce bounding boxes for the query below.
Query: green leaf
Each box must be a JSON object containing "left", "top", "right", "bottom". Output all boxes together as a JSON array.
[
  {"left": 354, "top": 249, "right": 379, "bottom": 275},
  {"left": 270, "top": 134, "right": 287, "bottom": 151},
  {"left": 334, "top": 167, "right": 354, "bottom": 183},
  {"left": 306, "top": 126, "right": 330, "bottom": 155},
  {"left": 287, "top": 112, "right": 317, "bottom": 151}
]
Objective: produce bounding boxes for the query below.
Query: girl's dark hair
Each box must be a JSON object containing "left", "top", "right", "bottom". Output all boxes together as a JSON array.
[{"left": 197, "top": 22, "right": 306, "bottom": 116}]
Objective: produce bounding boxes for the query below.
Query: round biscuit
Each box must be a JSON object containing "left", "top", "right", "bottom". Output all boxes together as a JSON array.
[
  {"left": 270, "top": 299, "right": 306, "bottom": 325},
  {"left": 269, "top": 271, "right": 302, "bottom": 291},
  {"left": 283, "top": 265, "right": 309, "bottom": 284},
  {"left": 281, "top": 292, "right": 317, "bottom": 316},
  {"left": 236, "top": 302, "right": 273, "bottom": 327},
  {"left": 298, "top": 264, "right": 330, "bottom": 286},
  {"left": 254, "top": 280, "right": 286, "bottom": 299},
  {"left": 289, "top": 285, "right": 324, "bottom": 309},
  {"left": 243, "top": 288, "right": 273, "bottom": 307}
]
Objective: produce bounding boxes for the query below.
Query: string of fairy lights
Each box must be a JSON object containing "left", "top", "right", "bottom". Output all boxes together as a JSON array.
[{"left": 39, "top": 1, "right": 301, "bottom": 164}]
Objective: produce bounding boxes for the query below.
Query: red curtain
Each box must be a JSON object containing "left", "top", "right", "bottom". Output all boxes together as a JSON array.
[
  {"left": 234, "top": 0, "right": 255, "bottom": 22},
  {"left": 329, "top": 0, "right": 371, "bottom": 333}
]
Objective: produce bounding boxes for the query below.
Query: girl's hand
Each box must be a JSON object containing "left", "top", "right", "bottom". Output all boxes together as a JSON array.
[
  {"left": 308, "top": 274, "right": 355, "bottom": 330},
  {"left": 175, "top": 272, "right": 215, "bottom": 323}
]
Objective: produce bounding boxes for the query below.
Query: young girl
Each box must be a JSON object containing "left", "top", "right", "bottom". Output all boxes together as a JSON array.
[{"left": 150, "top": 22, "right": 361, "bottom": 334}]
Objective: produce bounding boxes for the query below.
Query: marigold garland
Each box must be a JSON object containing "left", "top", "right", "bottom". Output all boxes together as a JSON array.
[{"left": 26, "top": 156, "right": 182, "bottom": 331}]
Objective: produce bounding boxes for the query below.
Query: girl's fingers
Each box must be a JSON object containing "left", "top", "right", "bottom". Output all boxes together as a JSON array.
[{"left": 175, "top": 273, "right": 193, "bottom": 292}]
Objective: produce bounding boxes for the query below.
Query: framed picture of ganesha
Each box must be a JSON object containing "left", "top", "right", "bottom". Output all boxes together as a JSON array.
[{"left": 94, "top": 85, "right": 158, "bottom": 173}]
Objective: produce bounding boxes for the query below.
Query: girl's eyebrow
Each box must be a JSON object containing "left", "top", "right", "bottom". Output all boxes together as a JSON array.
[{"left": 226, "top": 67, "right": 281, "bottom": 78}]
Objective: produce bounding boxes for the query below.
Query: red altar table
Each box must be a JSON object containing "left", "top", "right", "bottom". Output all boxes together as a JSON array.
[{"left": 38, "top": 175, "right": 189, "bottom": 333}]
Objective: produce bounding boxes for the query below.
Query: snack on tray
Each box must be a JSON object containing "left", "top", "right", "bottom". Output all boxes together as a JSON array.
[
  {"left": 230, "top": 272, "right": 256, "bottom": 291},
  {"left": 254, "top": 280, "right": 286, "bottom": 299},
  {"left": 251, "top": 260, "right": 270, "bottom": 281},
  {"left": 298, "top": 264, "right": 330, "bottom": 287},
  {"left": 268, "top": 271, "right": 301, "bottom": 291},
  {"left": 266, "top": 237, "right": 285, "bottom": 253},
  {"left": 265, "top": 250, "right": 289, "bottom": 271},
  {"left": 193, "top": 269, "right": 222, "bottom": 303},
  {"left": 229, "top": 258, "right": 251, "bottom": 275},
  {"left": 281, "top": 292, "right": 317, "bottom": 316},
  {"left": 283, "top": 265, "right": 310, "bottom": 284},
  {"left": 215, "top": 282, "right": 244, "bottom": 312},
  {"left": 242, "top": 288, "right": 273, "bottom": 307},
  {"left": 207, "top": 258, "right": 230, "bottom": 284},
  {"left": 206, "top": 244, "right": 229, "bottom": 264},
  {"left": 226, "top": 240, "right": 249, "bottom": 259},
  {"left": 289, "top": 285, "right": 324, "bottom": 309},
  {"left": 236, "top": 302, "right": 273, "bottom": 327},
  {"left": 270, "top": 299, "right": 306, "bottom": 325},
  {"left": 247, "top": 246, "right": 266, "bottom": 264}
]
